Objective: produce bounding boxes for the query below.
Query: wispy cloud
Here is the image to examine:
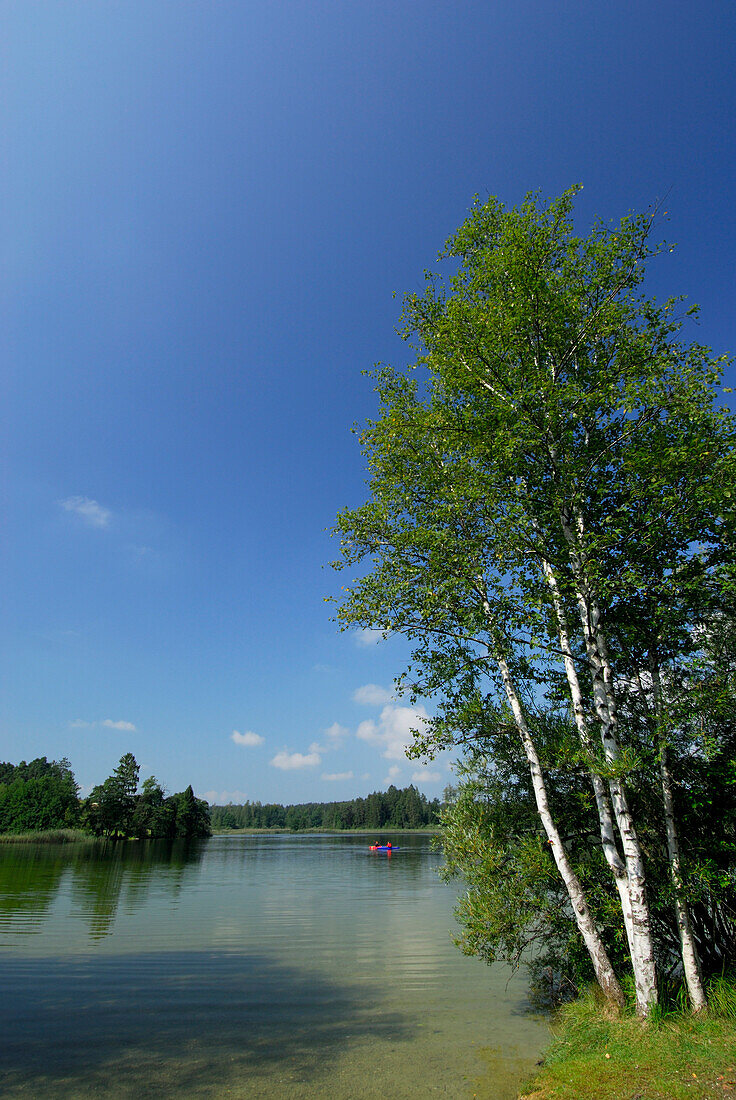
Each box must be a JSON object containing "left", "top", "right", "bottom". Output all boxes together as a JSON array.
[
  {"left": 383, "top": 764, "right": 402, "bottom": 784},
  {"left": 203, "top": 789, "right": 248, "bottom": 804},
  {"left": 59, "top": 496, "right": 111, "bottom": 529},
  {"left": 322, "top": 770, "right": 354, "bottom": 782},
  {"left": 270, "top": 750, "right": 321, "bottom": 770},
  {"left": 231, "top": 729, "right": 264, "bottom": 747},
  {"left": 353, "top": 683, "right": 393, "bottom": 706},
  {"left": 411, "top": 768, "right": 442, "bottom": 783},
  {"left": 71, "top": 718, "right": 137, "bottom": 731},
  {"left": 129, "top": 545, "right": 155, "bottom": 563},
  {"left": 316, "top": 723, "right": 349, "bottom": 751},
  {"left": 356, "top": 704, "right": 428, "bottom": 761},
  {"left": 354, "top": 627, "right": 386, "bottom": 648}
]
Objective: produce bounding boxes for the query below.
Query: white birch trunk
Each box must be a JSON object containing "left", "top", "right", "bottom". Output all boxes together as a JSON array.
[
  {"left": 540, "top": 559, "right": 637, "bottom": 955},
  {"left": 560, "top": 509, "right": 658, "bottom": 1016},
  {"left": 495, "top": 654, "right": 625, "bottom": 1011},
  {"left": 649, "top": 659, "right": 708, "bottom": 1011}
]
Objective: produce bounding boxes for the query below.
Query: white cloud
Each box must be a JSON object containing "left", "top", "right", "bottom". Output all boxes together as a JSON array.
[
  {"left": 322, "top": 771, "right": 354, "bottom": 782},
  {"left": 69, "top": 719, "right": 93, "bottom": 729},
  {"left": 411, "top": 768, "right": 442, "bottom": 783},
  {"left": 203, "top": 789, "right": 249, "bottom": 804},
  {"left": 383, "top": 764, "right": 402, "bottom": 784},
  {"left": 59, "top": 496, "right": 111, "bottom": 529},
  {"left": 231, "top": 729, "right": 264, "bottom": 747},
  {"left": 102, "top": 719, "right": 136, "bottom": 732},
  {"left": 270, "top": 750, "right": 321, "bottom": 770},
  {"left": 324, "top": 722, "right": 349, "bottom": 745},
  {"left": 355, "top": 627, "right": 386, "bottom": 648},
  {"left": 356, "top": 703, "right": 428, "bottom": 761},
  {"left": 129, "top": 545, "right": 155, "bottom": 562},
  {"left": 353, "top": 683, "right": 393, "bottom": 706}
]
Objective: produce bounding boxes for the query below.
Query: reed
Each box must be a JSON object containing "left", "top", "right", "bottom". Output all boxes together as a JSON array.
[{"left": 0, "top": 828, "right": 94, "bottom": 844}]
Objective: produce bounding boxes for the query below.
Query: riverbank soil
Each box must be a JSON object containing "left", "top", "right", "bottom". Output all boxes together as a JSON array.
[{"left": 515, "top": 992, "right": 736, "bottom": 1100}]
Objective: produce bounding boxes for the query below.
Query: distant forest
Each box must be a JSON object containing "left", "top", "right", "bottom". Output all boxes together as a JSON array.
[
  {"left": 0, "top": 754, "right": 210, "bottom": 839},
  {"left": 1, "top": 759, "right": 440, "bottom": 838},
  {"left": 209, "top": 784, "right": 441, "bottom": 830}
]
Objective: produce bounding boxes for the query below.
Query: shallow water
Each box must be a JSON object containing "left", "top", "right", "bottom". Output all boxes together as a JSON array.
[{"left": 0, "top": 834, "right": 548, "bottom": 1098}]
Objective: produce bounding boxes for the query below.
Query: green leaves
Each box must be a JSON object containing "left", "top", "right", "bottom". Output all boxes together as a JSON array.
[{"left": 331, "top": 186, "right": 736, "bottom": 993}]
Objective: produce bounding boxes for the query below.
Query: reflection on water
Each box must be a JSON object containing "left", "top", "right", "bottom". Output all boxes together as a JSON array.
[
  {"left": 0, "top": 839, "right": 206, "bottom": 941},
  {"left": 0, "top": 834, "right": 548, "bottom": 1098}
]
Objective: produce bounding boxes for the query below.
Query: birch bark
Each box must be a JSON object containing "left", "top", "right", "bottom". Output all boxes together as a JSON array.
[
  {"left": 560, "top": 509, "right": 658, "bottom": 1016},
  {"left": 649, "top": 657, "right": 708, "bottom": 1011},
  {"left": 540, "top": 559, "right": 637, "bottom": 955},
  {"left": 495, "top": 655, "right": 625, "bottom": 1010}
]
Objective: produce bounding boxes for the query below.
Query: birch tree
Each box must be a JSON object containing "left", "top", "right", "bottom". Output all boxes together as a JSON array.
[{"left": 333, "top": 186, "right": 735, "bottom": 1016}]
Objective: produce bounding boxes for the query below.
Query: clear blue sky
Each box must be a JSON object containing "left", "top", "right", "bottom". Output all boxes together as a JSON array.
[{"left": 2, "top": 1, "right": 735, "bottom": 803}]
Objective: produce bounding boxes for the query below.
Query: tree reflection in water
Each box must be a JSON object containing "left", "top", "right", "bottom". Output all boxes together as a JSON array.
[{"left": 0, "top": 839, "right": 207, "bottom": 940}]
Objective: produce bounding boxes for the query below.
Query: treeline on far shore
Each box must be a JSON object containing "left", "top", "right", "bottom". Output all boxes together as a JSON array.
[
  {"left": 209, "top": 783, "right": 441, "bottom": 831},
  {"left": 1, "top": 756, "right": 439, "bottom": 839},
  {"left": 0, "top": 754, "right": 210, "bottom": 840}
]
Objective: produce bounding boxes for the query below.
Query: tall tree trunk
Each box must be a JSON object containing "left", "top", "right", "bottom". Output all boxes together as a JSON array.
[
  {"left": 495, "top": 654, "right": 626, "bottom": 1011},
  {"left": 540, "top": 559, "right": 637, "bottom": 956},
  {"left": 648, "top": 655, "right": 708, "bottom": 1011},
  {"left": 561, "top": 509, "right": 658, "bottom": 1016}
]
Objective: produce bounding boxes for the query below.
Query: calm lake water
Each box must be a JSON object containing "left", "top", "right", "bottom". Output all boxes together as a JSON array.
[{"left": 0, "top": 834, "right": 548, "bottom": 1099}]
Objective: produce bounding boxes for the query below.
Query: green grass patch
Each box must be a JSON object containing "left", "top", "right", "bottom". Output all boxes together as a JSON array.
[
  {"left": 517, "top": 980, "right": 736, "bottom": 1100},
  {"left": 0, "top": 828, "right": 94, "bottom": 844}
]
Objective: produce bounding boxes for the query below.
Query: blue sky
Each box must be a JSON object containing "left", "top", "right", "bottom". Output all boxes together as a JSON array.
[{"left": 2, "top": 1, "right": 735, "bottom": 803}]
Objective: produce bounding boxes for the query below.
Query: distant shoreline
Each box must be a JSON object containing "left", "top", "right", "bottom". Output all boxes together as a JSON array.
[
  {"left": 0, "top": 826, "right": 440, "bottom": 844},
  {"left": 210, "top": 826, "right": 440, "bottom": 835}
]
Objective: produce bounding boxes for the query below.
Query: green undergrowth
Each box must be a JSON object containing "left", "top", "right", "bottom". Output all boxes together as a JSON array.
[
  {"left": 517, "top": 978, "right": 736, "bottom": 1100},
  {"left": 0, "top": 828, "right": 95, "bottom": 844}
]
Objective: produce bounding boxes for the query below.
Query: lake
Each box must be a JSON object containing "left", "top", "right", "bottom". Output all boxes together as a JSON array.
[{"left": 0, "top": 833, "right": 548, "bottom": 1098}]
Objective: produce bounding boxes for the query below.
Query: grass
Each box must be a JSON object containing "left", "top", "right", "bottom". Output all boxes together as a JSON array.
[
  {"left": 517, "top": 977, "right": 736, "bottom": 1100},
  {"left": 0, "top": 828, "right": 95, "bottom": 844}
]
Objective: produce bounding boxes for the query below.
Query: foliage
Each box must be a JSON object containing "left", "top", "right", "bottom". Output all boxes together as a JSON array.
[
  {"left": 442, "top": 690, "right": 736, "bottom": 1006},
  {"left": 0, "top": 752, "right": 211, "bottom": 841},
  {"left": 209, "top": 784, "right": 440, "bottom": 830},
  {"left": 83, "top": 758, "right": 211, "bottom": 839},
  {"left": 85, "top": 752, "right": 140, "bottom": 838},
  {"left": 439, "top": 722, "right": 624, "bottom": 1006},
  {"left": 0, "top": 757, "right": 80, "bottom": 833},
  {"left": 332, "top": 185, "right": 736, "bottom": 1012}
]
